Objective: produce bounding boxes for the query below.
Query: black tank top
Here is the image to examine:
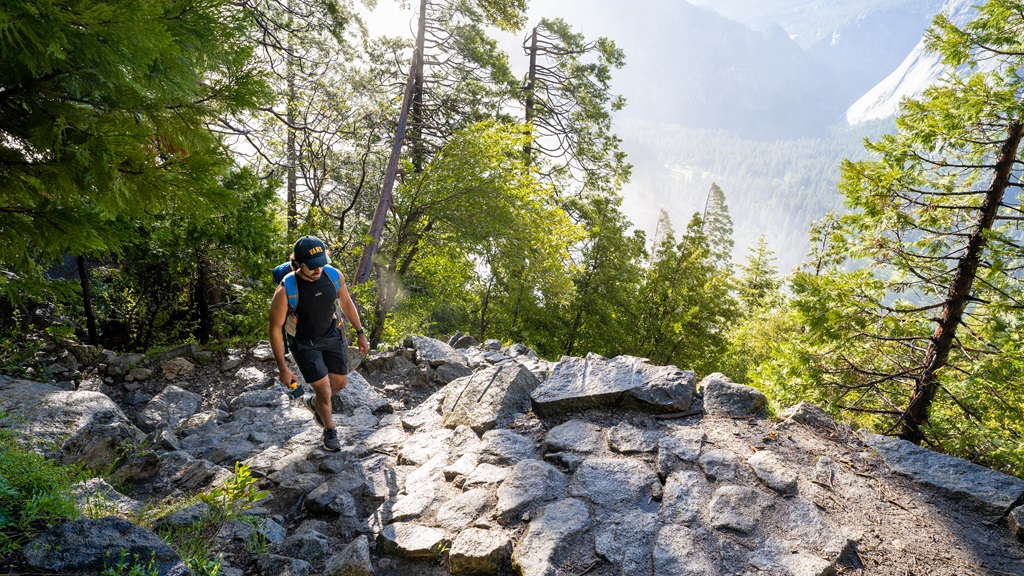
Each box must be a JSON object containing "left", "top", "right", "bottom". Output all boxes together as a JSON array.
[{"left": 294, "top": 272, "right": 337, "bottom": 340}]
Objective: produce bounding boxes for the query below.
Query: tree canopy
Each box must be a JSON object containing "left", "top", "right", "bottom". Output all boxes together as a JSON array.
[
  {"left": 761, "top": 0, "right": 1024, "bottom": 471},
  {"left": 0, "top": 0, "right": 267, "bottom": 291}
]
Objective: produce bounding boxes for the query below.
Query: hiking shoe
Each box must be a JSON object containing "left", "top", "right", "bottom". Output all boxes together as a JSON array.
[
  {"left": 322, "top": 428, "right": 341, "bottom": 452},
  {"left": 302, "top": 394, "right": 325, "bottom": 428}
]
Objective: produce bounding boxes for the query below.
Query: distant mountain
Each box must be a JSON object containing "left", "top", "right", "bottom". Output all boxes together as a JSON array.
[
  {"left": 607, "top": 3, "right": 845, "bottom": 139},
  {"left": 505, "top": 1, "right": 964, "bottom": 268},
  {"left": 680, "top": 0, "right": 947, "bottom": 133},
  {"left": 846, "top": 0, "right": 978, "bottom": 124},
  {"left": 807, "top": 4, "right": 941, "bottom": 102},
  {"left": 516, "top": 1, "right": 947, "bottom": 137},
  {"left": 688, "top": 0, "right": 944, "bottom": 49}
]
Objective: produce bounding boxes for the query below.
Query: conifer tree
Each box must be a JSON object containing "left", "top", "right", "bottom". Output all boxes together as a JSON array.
[
  {"left": 723, "top": 234, "right": 788, "bottom": 383},
  {"left": 766, "top": 0, "right": 1024, "bottom": 468},
  {"left": 521, "top": 18, "right": 630, "bottom": 196},
  {"left": 560, "top": 193, "right": 646, "bottom": 357},
  {"left": 737, "top": 234, "right": 783, "bottom": 313},
  {"left": 0, "top": 0, "right": 267, "bottom": 299},
  {"left": 637, "top": 213, "right": 738, "bottom": 374},
  {"left": 702, "top": 183, "right": 735, "bottom": 271}
]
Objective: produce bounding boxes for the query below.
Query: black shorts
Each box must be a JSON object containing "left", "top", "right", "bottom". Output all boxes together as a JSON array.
[{"left": 290, "top": 326, "right": 348, "bottom": 383}]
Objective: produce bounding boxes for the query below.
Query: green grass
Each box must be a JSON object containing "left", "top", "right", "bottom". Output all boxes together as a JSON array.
[
  {"left": 0, "top": 425, "right": 82, "bottom": 554},
  {"left": 0, "top": 327, "right": 45, "bottom": 379},
  {"left": 0, "top": 410, "right": 267, "bottom": 576},
  {"left": 101, "top": 549, "right": 159, "bottom": 576}
]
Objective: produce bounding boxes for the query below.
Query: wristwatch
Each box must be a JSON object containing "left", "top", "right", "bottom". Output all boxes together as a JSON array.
[{"left": 356, "top": 328, "right": 365, "bottom": 336}]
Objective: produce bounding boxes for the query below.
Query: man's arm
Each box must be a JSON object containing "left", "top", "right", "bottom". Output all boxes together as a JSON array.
[
  {"left": 336, "top": 272, "right": 370, "bottom": 356},
  {"left": 268, "top": 286, "right": 296, "bottom": 385}
]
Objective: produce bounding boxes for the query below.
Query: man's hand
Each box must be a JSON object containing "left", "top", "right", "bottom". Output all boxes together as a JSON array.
[
  {"left": 357, "top": 333, "right": 369, "bottom": 356},
  {"left": 279, "top": 366, "right": 298, "bottom": 388}
]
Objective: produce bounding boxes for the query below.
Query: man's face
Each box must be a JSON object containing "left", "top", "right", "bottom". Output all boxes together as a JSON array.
[{"left": 299, "top": 262, "right": 322, "bottom": 281}]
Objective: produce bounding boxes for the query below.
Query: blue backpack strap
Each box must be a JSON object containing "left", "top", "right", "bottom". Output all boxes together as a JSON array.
[
  {"left": 283, "top": 272, "right": 299, "bottom": 310},
  {"left": 283, "top": 266, "right": 340, "bottom": 312},
  {"left": 323, "top": 265, "right": 342, "bottom": 294}
]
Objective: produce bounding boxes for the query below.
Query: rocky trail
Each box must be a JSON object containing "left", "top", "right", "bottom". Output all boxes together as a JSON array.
[{"left": 2, "top": 333, "right": 1024, "bottom": 576}]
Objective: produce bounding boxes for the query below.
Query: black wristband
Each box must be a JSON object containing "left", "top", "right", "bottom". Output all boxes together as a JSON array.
[{"left": 356, "top": 328, "right": 365, "bottom": 335}]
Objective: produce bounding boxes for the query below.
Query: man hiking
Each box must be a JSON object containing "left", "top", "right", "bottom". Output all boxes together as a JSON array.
[{"left": 269, "top": 235, "right": 369, "bottom": 451}]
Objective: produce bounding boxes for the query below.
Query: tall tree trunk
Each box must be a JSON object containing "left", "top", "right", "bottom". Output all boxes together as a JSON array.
[
  {"left": 477, "top": 271, "right": 494, "bottom": 341},
  {"left": 354, "top": 21, "right": 423, "bottom": 285},
  {"left": 523, "top": 25, "right": 537, "bottom": 163},
  {"left": 509, "top": 263, "right": 527, "bottom": 339},
  {"left": 899, "top": 121, "right": 1023, "bottom": 443},
  {"left": 196, "top": 256, "right": 212, "bottom": 345},
  {"left": 76, "top": 256, "right": 98, "bottom": 344},
  {"left": 564, "top": 306, "right": 584, "bottom": 356},
  {"left": 410, "top": 0, "right": 427, "bottom": 173},
  {"left": 286, "top": 48, "right": 298, "bottom": 232},
  {"left": 564, "top": 264, "right": 597, "bottom": 356}
]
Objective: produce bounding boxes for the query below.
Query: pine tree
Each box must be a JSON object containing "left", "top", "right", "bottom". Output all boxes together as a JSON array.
[
  {"left": 0, "top": 0, "right": 267, "bottom": 297},
  {"left": 723, "top": 234, "right": 788, "bottom": 383},
  {"left": 637, "top": 213, "right": 738, "bottom": 374},
  {"left": 765, "top": 0, "right": 1024, "bottom": 470},
  {"left": 521, "top": 18, "right": 630, "bottom": 197},
  {"left": 560, "top": 193, "right": 646, "bottom": 357},
  {"left": 737, "top": 234, "right": 782, "bottom": 313},
  {"left": 702, "top": 183, "right": 734, "bottom": 271}
]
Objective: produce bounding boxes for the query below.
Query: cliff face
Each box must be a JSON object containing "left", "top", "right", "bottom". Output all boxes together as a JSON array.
[
  {"left": 5, "top": 335, "right": 1024, "bottom": 575},
  {"left": 845, "top": 0, "right": 979, "bottom": 124}
]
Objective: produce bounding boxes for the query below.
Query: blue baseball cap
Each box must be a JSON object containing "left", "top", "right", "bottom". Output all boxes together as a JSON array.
[{"left": 293, "top": 235, "right": 329, "bottom": 268}]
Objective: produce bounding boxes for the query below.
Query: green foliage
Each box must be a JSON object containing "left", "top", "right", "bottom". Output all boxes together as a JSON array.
[
  {"left": 0, "top": 326, "right": 45, "bottom": 379},
  {"left": 0, "top": 423, "right": 81, "bottom": 553},
  {"left": 702, "top": 183, "right": 735, "bottom": 271},
  {"left": 0, "top": 0, "right": 269, "bottom": 300},
  {"left": 736, "top": 235, "right": 783, "bottom": 314},
  {"left": 102, "top": 550, "right": 159, "bottom": 576},
  {"left": 722, "top": 236, "right": 788, "bottom": 383},
  {"left": 378, "top": 242, "right": 477, "bottom": 346},
  {"left": 195, "top": 462, "right": 267, "bottom": 522},
  {"left": 558, "top": 192, "right": 646, "bottom": 358},
  {"left": 370, "top": 120, "right": 579, "bottom": 347},
  {"left": 474, "top": 0, "right": 528, "bottom": 31},
  {"left": 156, "top": 463, "right": 263, "bottom": 575},
  {"left": 759, "top": 0, "right": 1024, "bottom": 473},
  {"left": 523, "top": 18, "right": 631, "bottom": 197},
  {"left": 636, "top": 211, "right": 739, "bottom": 375},
  {"left": 91, "top": 169, "right": 281, "bottom": 350}
]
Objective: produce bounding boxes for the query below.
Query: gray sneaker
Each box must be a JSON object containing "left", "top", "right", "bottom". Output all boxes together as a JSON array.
[
  {"left": 302, "top": 394, "right": 325, "bottom": 428},
  {"left": 322, "top": 427, "right": 341, "bottom": 452}
]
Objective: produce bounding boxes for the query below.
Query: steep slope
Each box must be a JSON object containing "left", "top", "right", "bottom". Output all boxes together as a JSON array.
[
  {"left": 529, "top": 0, "right": 849, "bottom": 138},
  {"left": 807, "top": 3, "right": 940, "bottom": 100},
  {"left": 6, "top": 335, "right": 1024, "bottom": 575},
  {"left": 689, "top": 0, "right": 944, "bottom": 49},
  {"left": 846, "top": 0, "right": 976, "bottom": 124}
]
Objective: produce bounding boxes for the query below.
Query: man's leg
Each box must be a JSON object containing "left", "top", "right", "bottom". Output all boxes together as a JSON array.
[{"left": 308, "top": 374, "right": 339, "bottom": 429}]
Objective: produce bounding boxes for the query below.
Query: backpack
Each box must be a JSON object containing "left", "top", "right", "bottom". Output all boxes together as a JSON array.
[
  {"left": 274, "top": 262, "right": 345, "bottom": 338},
  {"left": 272, "top": 261, "right": 295, "bottom": 286}
]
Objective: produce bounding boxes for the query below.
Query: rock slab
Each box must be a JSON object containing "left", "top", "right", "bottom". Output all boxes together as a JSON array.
[
  {"left": 531, "top": 354, "right": 695, "bottom": 417},
  {"left": 862, "top": 430, "right": 1024, "bottom": 516}
]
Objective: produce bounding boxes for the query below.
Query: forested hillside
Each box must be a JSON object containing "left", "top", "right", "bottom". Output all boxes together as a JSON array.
[
  {"left": 618, "top": 119, "right": 892, "bottom": 271},
  {"left": 3, "top": 0, "right": 1024, "bottom": 529}
]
